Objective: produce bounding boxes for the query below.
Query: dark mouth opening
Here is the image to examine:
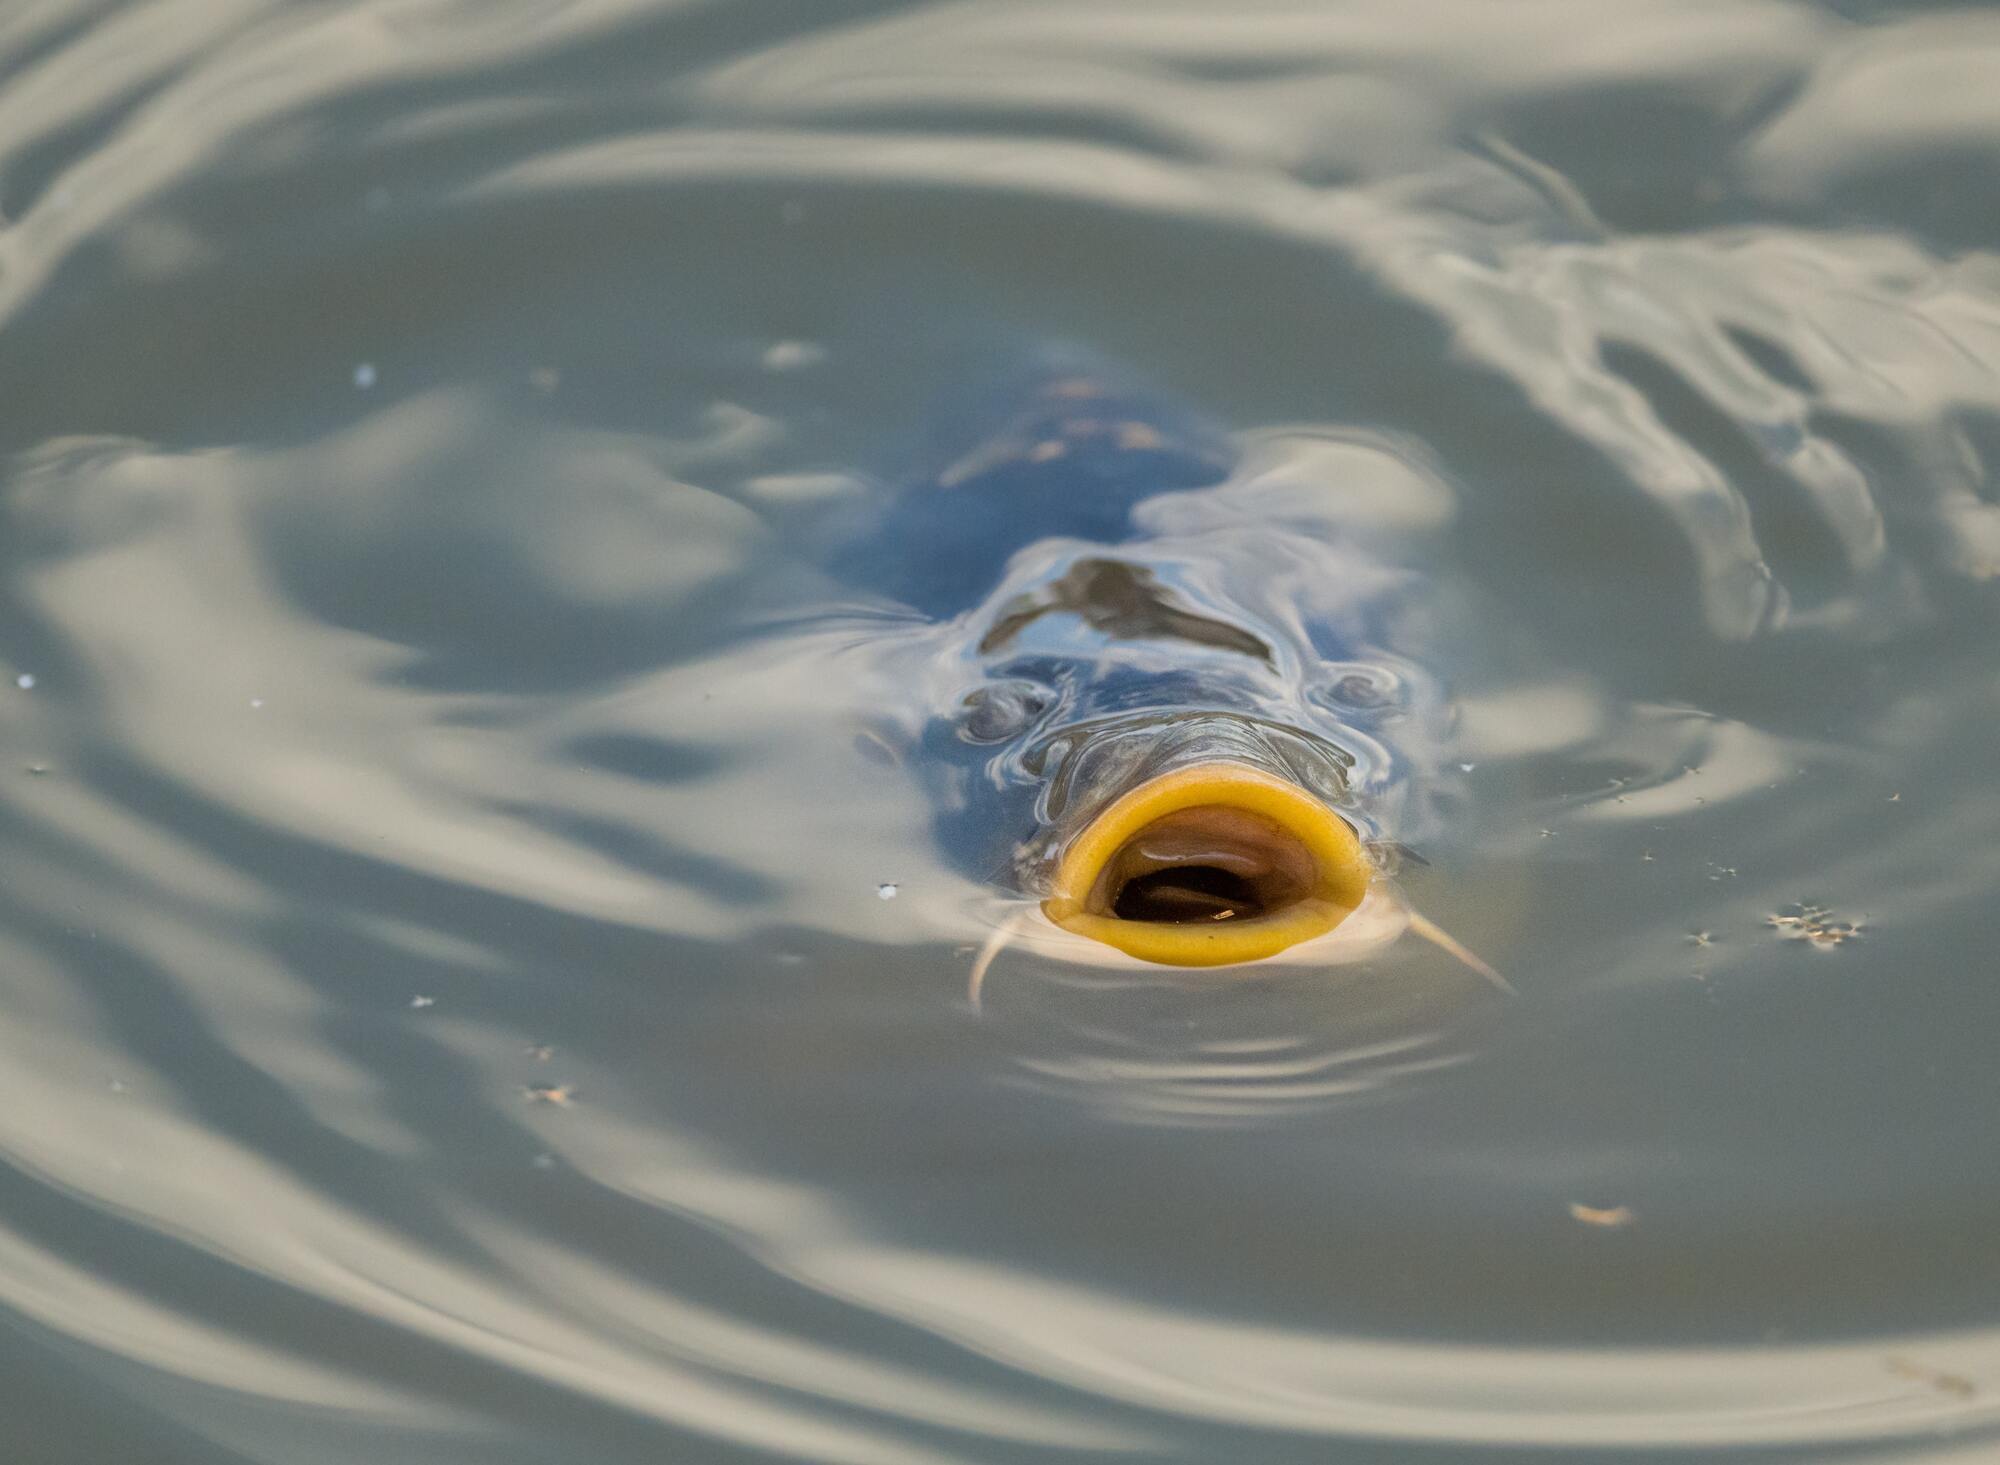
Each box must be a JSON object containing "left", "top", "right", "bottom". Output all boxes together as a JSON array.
[
  {"left": 1090, "top": 806, "right": 1317, "bottom": 926},
  {"left": 1113, "top": 865, "right": 1259, "bottom": 922}
]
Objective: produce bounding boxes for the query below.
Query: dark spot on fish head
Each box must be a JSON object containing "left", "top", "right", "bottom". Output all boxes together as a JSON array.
[{"left": 979, "top": 557, "right": 1272, "bottom": 662}]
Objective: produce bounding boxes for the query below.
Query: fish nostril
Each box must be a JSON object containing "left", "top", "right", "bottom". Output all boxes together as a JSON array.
[{"left": 1111, "top": 865, "right": 1262, "bottom": 922}]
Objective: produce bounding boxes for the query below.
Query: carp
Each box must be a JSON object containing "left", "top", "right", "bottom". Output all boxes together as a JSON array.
[{"left": 829, "top": 363, "right": 1504, "bottom": 1003}]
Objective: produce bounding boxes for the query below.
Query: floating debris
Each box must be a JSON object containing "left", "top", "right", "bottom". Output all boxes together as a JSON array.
[
  {"left": 1687, "top": 931, "right": 1714, "bottom": 948},
  {"left": 1767, "top": 904, "right": 1861, "bottom": 949},
  {"left": 524, "top": 1043, "right": 553, "bottom": 1062},
  {"left": 523, "top": 1083, "right": 575, "bottom": 1106},
  {"left": 1886, "top": 1356, "right": 1976, "bottom": 1399},
  {"left": 1568, "top": 1202, "right": 1636, "bottom": 1228},
  {"left": 14, "top": 673, "right": 34, "bottom": 690},
  {"left": 24, "top": 764, "right": 50, "bottom": 776},
  {"left": 408, "top": 995, "right": 435, "bottom": 1009},
  {"left": 353, "top": 362, "right": 377, "bottom": 390},
  {"left": 876, "top": 882, "right": 899, "bottom": 900}
]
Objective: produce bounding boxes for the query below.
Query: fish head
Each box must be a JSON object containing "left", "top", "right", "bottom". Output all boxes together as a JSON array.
[
  {"left": 890, "top": 440, "right": 1446, "bottom": 970},
  {"left": 925, "top": 651, "right": 1386, "bottom": 964}
]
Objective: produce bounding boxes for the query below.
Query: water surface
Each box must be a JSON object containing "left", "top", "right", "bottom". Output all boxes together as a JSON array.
[{"left": 3, "top": 1, "right": 2000, "bottom": 1461}]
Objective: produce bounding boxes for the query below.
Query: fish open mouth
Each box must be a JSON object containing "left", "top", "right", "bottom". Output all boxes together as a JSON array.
[{"left": 1041, "top": 762, "right": 1370, "bottom": 965}]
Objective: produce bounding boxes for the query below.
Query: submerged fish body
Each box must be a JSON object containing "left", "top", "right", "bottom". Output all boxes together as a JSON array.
[
  {"left": 837, "top": 362, "right": 1455, "bottom": 971},
  {"left": 832, "top": 369, "right": 1237, "bottom": 616}
]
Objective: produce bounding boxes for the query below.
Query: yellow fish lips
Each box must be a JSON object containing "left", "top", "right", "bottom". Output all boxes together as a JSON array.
[{"left": 1040, "top": 761, "right": 1371, "bottom": 966}]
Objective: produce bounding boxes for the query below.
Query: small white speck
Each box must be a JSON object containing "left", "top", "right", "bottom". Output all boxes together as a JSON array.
[
  {"left": 762, "top": 340, "right": 825, "bottom": 371},
  {"left": 1458, "top": 762, "right": 1476, "bottom": 772},
  {"left": 14, "top": 673, "right": 34, "bottom": 690},
  {"left": 876, "top": 882, "right": 899, "bottom": 900},
  {"left": 353, "top": 363, "right": 377, "bottom": 390},
  {"left": 409, "top": 995, "right": 435, "bottom": 1009},
  {"left": 531, "top": 1152, "right": 555, "bottom": 1169},
  {"left": 249, "top": 697, "right": 264, "bottom": 710},
  {"left": 108, "top": 1078, "right": 126, "bottom": 1094}
]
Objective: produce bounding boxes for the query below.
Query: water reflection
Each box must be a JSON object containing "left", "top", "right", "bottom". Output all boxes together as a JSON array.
[
  {"left": 2, "top": 0, "right": 2000, "bottom": 1460},
  {"left": 792, "top": 1249, "right": 2000, "bottom": 1450}
]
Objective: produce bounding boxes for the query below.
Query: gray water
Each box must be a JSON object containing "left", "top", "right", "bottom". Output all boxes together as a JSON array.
[{"left": 3, "top": 2, "right": 2000, "bottom": 1461}]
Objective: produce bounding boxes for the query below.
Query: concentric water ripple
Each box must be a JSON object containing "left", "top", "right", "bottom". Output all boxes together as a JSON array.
[{"left": 2, "top": 2, "right": 1999, "bottom": 1461}]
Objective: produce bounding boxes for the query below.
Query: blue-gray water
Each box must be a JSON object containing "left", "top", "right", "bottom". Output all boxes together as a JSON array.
[{"left": 3, "top": 2, "right": 1999, "bottom": 1461}]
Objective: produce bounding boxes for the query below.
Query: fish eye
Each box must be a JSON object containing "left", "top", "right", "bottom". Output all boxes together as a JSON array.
[
  {"left": 1316, "top": 664, "right": 1400, "bottom": 711},
  {"left": 957, "top": 680, "right": 1051, "bottom": 743}
]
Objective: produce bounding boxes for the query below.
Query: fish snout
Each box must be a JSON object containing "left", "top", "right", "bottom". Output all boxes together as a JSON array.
[{"left": 1041, "top": 762, "right": 1370, "bottom": 965}]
